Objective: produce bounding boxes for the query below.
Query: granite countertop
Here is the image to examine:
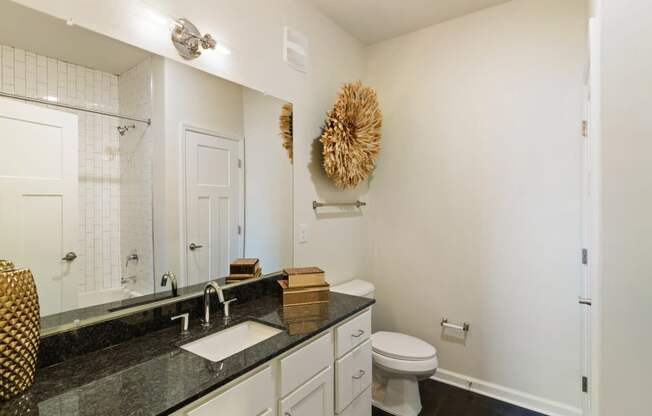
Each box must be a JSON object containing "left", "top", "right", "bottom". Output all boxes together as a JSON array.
[{"left": 2, "top": 292, "right": 374, "bottom": 416}]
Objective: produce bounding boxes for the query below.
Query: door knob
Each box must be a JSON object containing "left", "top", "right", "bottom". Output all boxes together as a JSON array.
[
  {"left": 189, "top": 243, "right": 203, "bottom": 250},
  {"left": 62, "top": 252, "right": 77, "bottom": 262}
]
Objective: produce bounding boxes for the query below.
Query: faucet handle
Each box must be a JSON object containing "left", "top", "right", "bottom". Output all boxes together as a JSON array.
[
  {"left": 223, "top": 298, "right": 238, "bottom": 318},
  {"left": 171, "top": 312, "right": 190, "bottom": 333}
]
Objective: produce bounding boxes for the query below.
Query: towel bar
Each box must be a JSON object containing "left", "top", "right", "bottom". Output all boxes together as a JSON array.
[{"left": 312, "top": 200, "right": 366, "bottom": 209}]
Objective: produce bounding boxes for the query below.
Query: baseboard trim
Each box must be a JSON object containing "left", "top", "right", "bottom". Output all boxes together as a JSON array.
[{"left": 431, "top": 368, "right": 583, "bottom": 416}]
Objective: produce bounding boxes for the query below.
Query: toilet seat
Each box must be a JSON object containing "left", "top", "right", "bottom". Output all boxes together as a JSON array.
[{"left": 372, "top": 332, "right": 438, "bottom": 375}]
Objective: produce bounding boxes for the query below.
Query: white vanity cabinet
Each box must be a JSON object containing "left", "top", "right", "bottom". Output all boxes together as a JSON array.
[
  {"left": 333, "top": 310, "right": 373, "bottom": 415},
  {"left": 175, "top": 307, "right": 372, "bottom": 416}
]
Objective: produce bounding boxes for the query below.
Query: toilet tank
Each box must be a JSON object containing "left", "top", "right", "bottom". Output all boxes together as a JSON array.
[{"left": 331, "top": 279, "right": 375, "bottom": 299}]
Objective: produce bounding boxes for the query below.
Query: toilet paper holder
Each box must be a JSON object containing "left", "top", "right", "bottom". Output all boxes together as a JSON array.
[{"left": 441, "top": 318, "right": 470, "bottom": 332}]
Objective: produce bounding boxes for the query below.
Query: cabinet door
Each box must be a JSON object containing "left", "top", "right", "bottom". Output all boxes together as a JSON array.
[
  {"left": 281, "top": 332, "right": 332, "bottom": 396},
  {"left": 339, "top": 387, "right": 371, "bottom": 416},
  {"left": 187, "top": 367, "right": 275, "bottom": 416},
  {"left": 279, "top": 366, "right": 333, "bottom": 416}
]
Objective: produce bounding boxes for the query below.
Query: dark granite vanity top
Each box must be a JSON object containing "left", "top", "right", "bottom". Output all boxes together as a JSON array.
[{"left": 1, "top": 291, "right": 374, "bottom": 416}]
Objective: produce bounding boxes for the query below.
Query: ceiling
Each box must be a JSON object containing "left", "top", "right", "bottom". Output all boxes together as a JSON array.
[
  {"left": 0, "top": 1, "right": 151, "bottom": 75},
  {"left": 305, "top": 0, "right": 512, "bottom": 45}
]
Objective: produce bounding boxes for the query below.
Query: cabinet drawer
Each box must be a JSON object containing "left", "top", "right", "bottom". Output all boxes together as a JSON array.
[
  {"left": 281, "top": 332, "right": 333, "bottom": 397},
  {"left": 335, "top": 309, "right": 371, "bottom": 358},
  {"left": 338, "top": 386, "right": 371, "bottom": 416},
  {"left": 335, "top": 339, "right": 372, "bottom": 413},
  {"left": 187, "top": 366, "right": 274, "bottom": 416}
]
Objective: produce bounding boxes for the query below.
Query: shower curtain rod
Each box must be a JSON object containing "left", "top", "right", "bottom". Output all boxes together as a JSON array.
[{"left": 0, "top": 91, "right": 151, "bottom": 125}]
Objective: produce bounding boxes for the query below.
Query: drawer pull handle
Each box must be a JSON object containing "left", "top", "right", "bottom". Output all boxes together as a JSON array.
[
  {"left": 352, "top": 329, "right": 365, "bottom": 338},
  {"left": 353, "top": 369, "right": 366, "bottom": 380}
]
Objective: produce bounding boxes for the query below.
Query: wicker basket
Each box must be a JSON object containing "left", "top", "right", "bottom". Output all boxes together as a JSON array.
[{"left": 0, "top": 260, "right": 40, "bottom": 400}]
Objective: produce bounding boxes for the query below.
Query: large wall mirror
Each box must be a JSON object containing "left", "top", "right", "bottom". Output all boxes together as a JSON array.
[{"left": 0, "top": 1, "right": 293, "bottom": 333}]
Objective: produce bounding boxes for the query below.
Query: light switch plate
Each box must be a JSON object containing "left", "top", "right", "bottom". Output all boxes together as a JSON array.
[{"left": 298, "top": 223, "right": 308, "bottom": 244}]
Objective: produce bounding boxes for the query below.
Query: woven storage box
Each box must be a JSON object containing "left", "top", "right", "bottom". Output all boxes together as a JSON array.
[{"left": 0, "top": 260, "right": 40, "bottom": 400}]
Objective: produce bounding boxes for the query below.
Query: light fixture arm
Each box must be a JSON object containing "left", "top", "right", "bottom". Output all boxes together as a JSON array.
[{"left": 182, "top": 30, "right": 216, "bottom": 49}]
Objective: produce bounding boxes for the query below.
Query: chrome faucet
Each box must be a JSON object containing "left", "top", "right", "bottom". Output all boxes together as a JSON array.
[
  {"left": 203, "top": 281, "right": 238, "bottom": 326},
  {"left": 161, "top": 271, "right": 178, "bottom": 297},
  {"left": 203, "top": 281, "right": 224, "bottom": 327}
]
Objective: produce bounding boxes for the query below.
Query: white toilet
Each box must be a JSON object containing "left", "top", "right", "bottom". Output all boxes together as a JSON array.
[{"left": 332, "top": 280, "right": 438, "bottom": 416}]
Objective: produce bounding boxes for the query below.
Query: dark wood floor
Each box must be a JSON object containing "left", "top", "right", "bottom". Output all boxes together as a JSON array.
[{"left": 372, "top": 379, "right": 546, "bottom": 416}]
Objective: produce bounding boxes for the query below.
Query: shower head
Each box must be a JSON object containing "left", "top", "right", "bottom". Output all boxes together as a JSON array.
[{"left": 117, "top": 124, "right": 136, "bottom": 136}]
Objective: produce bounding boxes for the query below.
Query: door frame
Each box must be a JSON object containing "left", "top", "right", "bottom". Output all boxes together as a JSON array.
[{"left": 178, "top": 124, "right": 245, "bottom": 287}]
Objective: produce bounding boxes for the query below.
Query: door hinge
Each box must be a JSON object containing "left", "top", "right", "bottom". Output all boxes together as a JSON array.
[
  {"left": 238, "top": 225, "right": 242, "bottom": 235},
  {"left": 581, "top": 120, "right": 588, "bottom": 138},
  {"left": 238, "top": 159, "right": 242, "bottom": 168},
  {"left": 582, "top": 376, "right": 588, "bottom": 393},
  {"left": 582, "top": 248, "right": 588, "bottom": 265}
]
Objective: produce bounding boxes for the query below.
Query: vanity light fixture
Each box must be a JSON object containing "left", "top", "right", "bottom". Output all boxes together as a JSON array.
[{"left": 171, "top": 18, "right": 230, "bottom": 59}]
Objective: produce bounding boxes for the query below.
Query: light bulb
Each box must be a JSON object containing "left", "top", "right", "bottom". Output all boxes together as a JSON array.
[
  {"left": 215, "top": 43, "right": 232, "bottom": 55},
  {"left": 144, "top": 8, "right": 178, "bottom": 31}
]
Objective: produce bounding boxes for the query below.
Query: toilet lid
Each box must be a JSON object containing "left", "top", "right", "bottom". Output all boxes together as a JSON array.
[{"left": 372, "top": 331, "right": 437, "bottom": 361}]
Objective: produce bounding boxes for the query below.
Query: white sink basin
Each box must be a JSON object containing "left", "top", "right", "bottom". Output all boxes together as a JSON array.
[{"left": 181, "top": 320, "right": 282, "bottom": 362}]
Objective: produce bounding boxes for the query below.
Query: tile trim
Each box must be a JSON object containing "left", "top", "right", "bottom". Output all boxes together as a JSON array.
[{"left": 431, "top": 368, "right": 583, "bottom": 416}]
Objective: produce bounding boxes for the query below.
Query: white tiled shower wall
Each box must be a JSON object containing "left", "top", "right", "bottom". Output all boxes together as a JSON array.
[
  {"left": 118, "top": 58, "right": 154, "bottom": 296},
  {"left": 0, "top": 44, "right": 153, "bottom": 296}
]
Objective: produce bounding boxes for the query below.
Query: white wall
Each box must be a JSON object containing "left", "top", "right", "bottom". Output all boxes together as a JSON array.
[
  {"left": 159, "top": 58, "right": 244, "bottom": 285},
  {"left": 242, "top": 89, "right": 293, "bottom": 273},
  {"left": 13, "top": 0, "right": 367, "bottom": 285},
  {"left": 364, "top": 0, "right": 586, "bottom": 412},
  {"left": 599, "top": 0, "right": 652, "bottom": 414},
  {"left": 156, "top": 58, "right": 294, "bottom": 281}
]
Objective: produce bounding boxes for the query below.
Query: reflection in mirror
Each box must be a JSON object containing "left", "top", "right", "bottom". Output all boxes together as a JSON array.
[{"left": 0, "top": 1, "right": 293, "bottom": 332}]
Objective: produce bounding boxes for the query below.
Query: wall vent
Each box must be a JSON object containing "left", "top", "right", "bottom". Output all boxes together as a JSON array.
[{"left": 284, "top": 26, "right": 308, "bottom": 73}]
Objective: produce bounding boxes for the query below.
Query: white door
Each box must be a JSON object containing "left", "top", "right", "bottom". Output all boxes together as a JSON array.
[
  {"left": 185, "top": 129, "right": 242, "bottom": 285},
  {"left": 579, "top": 17, "right": 601, "bottom": 416},
  {"left": 0, "top": 98, "right": 79, "bottom": 316},
  {"left": 579, "top": 83, "right": 592, "bottom": 416},
  {"left": 279, "top": 366, "right": 334, "bottom": 416}
]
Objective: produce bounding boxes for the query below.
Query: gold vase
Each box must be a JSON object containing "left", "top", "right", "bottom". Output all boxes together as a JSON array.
[{"left": 0, "top": 260, "right": 40, "bottom": 400}]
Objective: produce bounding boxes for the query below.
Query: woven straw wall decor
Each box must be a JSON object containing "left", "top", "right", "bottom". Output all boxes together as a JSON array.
[
  {"left": 0, "top": 260, "right": 40, "bottom": 400},
  {"left": 279, "top": 102, "right": 293, "bottom": 162},
  {"left": 320, "top": 81, "right": 382, "bottom": 188}
]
